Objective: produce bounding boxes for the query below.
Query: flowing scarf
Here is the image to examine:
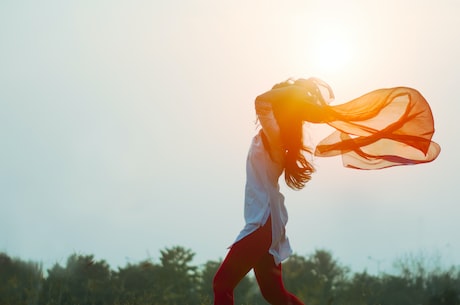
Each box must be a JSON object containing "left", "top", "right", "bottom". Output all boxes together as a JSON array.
[{"left": 313, "top": 85, "right": 441, "bottom": 169}]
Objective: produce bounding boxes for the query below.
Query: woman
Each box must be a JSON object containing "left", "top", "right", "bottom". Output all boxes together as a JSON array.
[{"left": 212, "top": 78, "right": 440, "bottom": 305}]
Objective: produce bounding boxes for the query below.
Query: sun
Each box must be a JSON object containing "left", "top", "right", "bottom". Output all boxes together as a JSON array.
[
  {"left": 287, "top": 11, "right": 357, "bottom": 77},
  {"left": 309, "top": 27, "right": 354, "bottom": 75}
]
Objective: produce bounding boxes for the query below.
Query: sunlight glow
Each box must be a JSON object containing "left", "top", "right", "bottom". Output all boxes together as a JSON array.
[{"left": 310, "top": 27, "right": 354, "bottom": 74}]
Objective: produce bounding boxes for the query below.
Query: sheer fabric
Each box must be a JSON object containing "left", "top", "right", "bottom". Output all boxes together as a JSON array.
[{"left": 314, "top": 87, "right": 441, "bottom": 169}]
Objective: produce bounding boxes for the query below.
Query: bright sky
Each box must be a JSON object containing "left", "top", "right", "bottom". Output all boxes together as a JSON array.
[{"left": 1, "top": 0, "right": 459, "bottom": 275}]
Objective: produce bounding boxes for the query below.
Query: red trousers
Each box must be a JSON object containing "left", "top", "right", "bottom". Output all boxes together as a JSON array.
[{"left": 213, "top": 217, "right": 304, "bottom": 305}]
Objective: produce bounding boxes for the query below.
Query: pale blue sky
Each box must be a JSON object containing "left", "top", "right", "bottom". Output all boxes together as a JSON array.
[{"left": 1, "top": 0, "right": 459, "bottom": 274}]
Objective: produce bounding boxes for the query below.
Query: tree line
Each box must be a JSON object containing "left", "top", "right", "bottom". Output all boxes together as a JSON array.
[{"left": 1, "top": 246, "right": 459, "bottom": 305}]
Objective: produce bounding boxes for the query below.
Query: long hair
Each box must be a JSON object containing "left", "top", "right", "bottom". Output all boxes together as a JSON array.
[
  {"left": 271, "top": 78, "right": 332, "bottom": 190},
  {"left": 280, "top": 111, "right": 315, "bottom": 190}
]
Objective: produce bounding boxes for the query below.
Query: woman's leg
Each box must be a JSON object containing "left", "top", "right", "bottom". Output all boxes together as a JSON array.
[
  {"left": 213, "top": 219, "right": 272, "bottom": 305},
  {"left": 254, "top": 253, "right": 305, "bottom": 305}
]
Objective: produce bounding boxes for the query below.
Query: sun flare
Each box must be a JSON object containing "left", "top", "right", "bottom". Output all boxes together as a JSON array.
[{"left": 310, "top": 27, "right": 354, "bottom": 74}]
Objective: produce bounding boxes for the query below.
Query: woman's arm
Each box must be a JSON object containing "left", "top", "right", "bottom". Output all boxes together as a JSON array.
[
  {"left": 256, "top": 85, "right": 332, "bottom": 123},
  {"left": 255, "top": 99, "right": 285, "bottom": 163}
]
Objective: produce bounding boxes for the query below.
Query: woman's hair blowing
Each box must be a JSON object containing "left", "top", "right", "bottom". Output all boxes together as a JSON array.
[
  {"left": 281, "top": 112, "right": 315, "bottom": 190},
  {"left": 270, "top": 78, "right": 330, "bottom": 190}
]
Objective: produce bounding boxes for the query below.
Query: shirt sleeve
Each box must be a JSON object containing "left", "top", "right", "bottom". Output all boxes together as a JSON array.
[{"left": 255, "top": 99, "right": 285, "bottom": 164}]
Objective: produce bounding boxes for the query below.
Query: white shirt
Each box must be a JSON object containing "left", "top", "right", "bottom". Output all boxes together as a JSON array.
[{"left": 233, "top": 100, "right": 292, "bottom": 265}]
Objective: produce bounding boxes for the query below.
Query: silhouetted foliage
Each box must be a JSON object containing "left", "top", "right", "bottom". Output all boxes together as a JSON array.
[
  {"left": 157, "top": 246, "right": 199, "bottom": 305},
  {"left": 1, "top": 248, "right": 459, "bottom": 305},
  {"left": 39, "top": 254, "right": 112, "bottom": 305},
  {"left": 112, "top": 260, "right": 160, "bottom": 304},
  {"left": 0, "top": 253, "right": 43, "bottom": 305},
  {"left": 283, "top": 250, "right": 348, "bottom": 305}
]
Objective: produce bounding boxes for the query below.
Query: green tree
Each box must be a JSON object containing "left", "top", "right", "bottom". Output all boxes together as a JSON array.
[
  {"left": 4, "top": 246, "right": 460, "bottom": 305},
  {"left": 112, "top": 260, "right": 161, "bottom": 304},
  {"left": 337, "top": 271, "right": 382, "bottom": 305},
  {"left": 378, "top": 274, "right": 421, "bottom": 305},
  {"left": 282, "top": 254, "right": 313, "bottom": 302},
  {"left": 0, "top": 252, "right": 43, "bottom": 305},
  {"left": 427, "top": 268, "right": 460, "bottom": 305},
  {"left": 283, "top": 250, "right": 348, "bottom": 305},
  {"left": 198, "top": 260, "right": 220, "bottom": 304},
  {"left": 157, "top": 246, "right": 200, "bottom": 305},
  {"left": 39, "top": 253, "right": 112, "bottom": 305}
]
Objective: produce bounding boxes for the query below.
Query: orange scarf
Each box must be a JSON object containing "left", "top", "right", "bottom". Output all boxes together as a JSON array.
[{"left": 315, "top": 87, "right": 441, "bottom": 169}]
